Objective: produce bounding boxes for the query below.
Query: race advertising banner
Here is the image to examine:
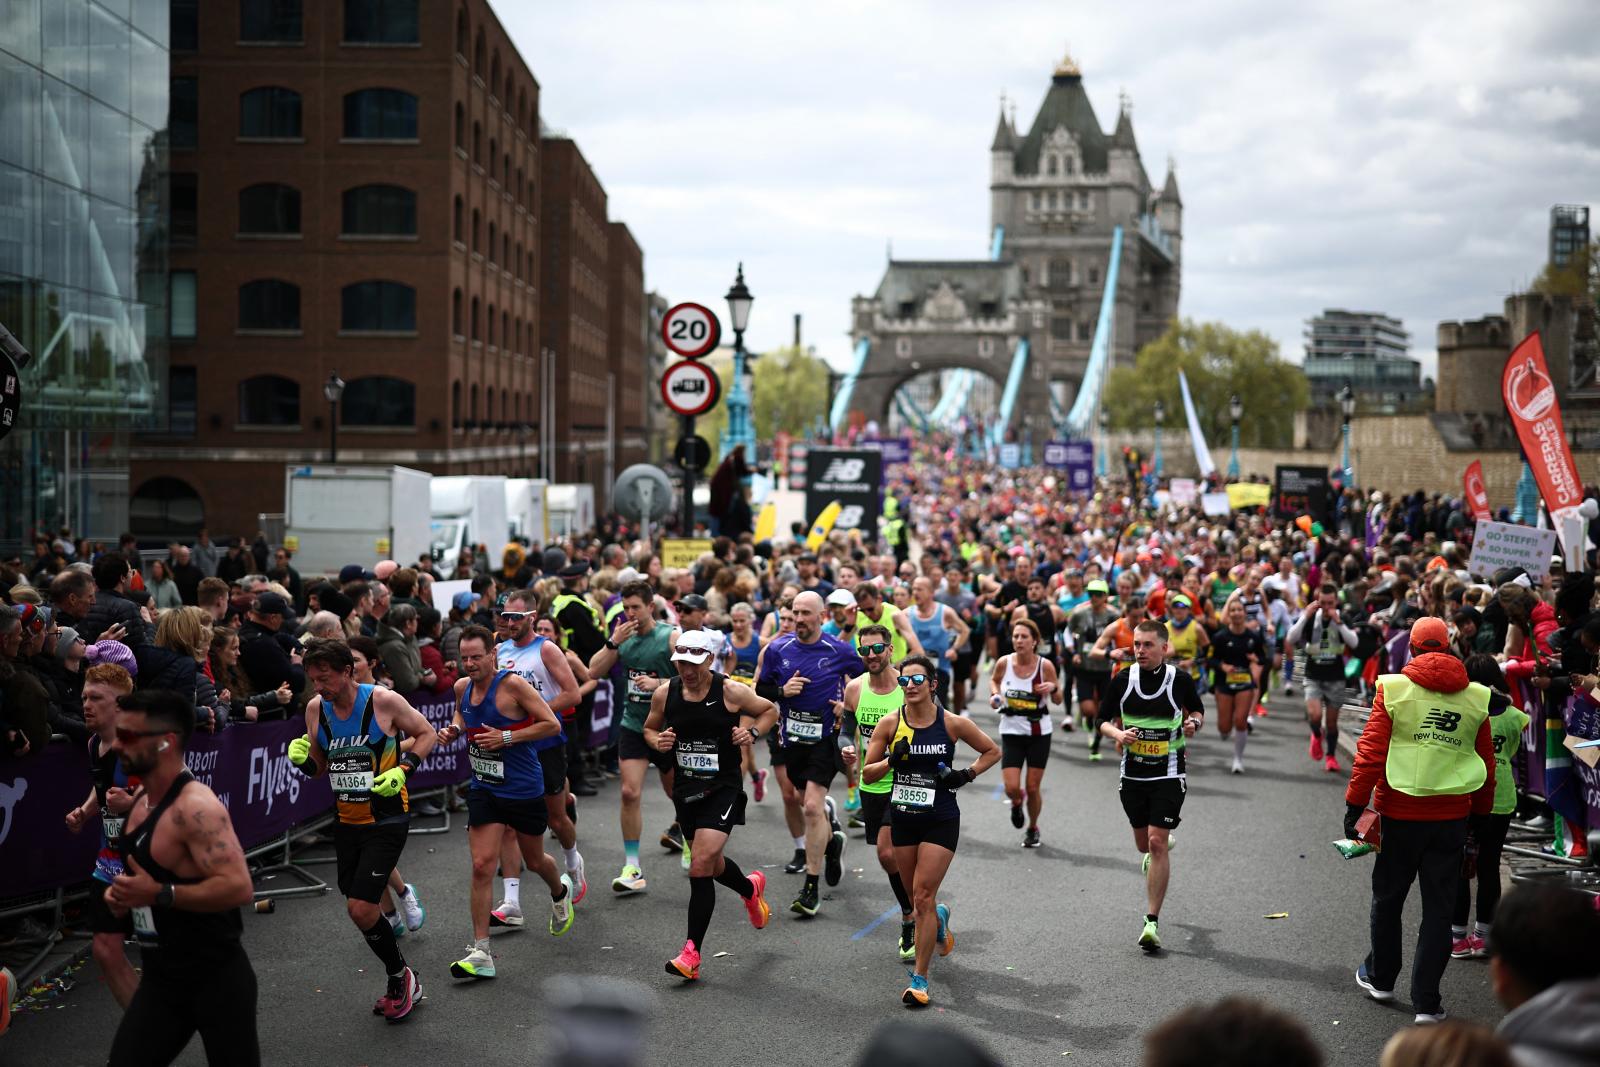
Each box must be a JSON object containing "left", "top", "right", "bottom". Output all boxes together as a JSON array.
[
  {"left": 1503, "top": 331, "right": 1583, "bottom": 519},
  {"left": 860, "top": 436, "right": 912, "bottom": 465},
  {"left": 805, "top": 448, "right": 882, "bottom": 535},
  {"left": 1042, "top": 440, "right": 1069, "bottom": 469},
  {"left": 1463, "top": 460, "right": 1491, "bottom": 521},
  {"left": 1272, "top": 465, "right": 1334, "bottom": 526},
  {"left": 1064, "top": 441, "right": 1094, "bottom": 493}
]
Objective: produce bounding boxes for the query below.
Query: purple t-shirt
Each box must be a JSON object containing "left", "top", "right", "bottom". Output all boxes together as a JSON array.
[{"left": 757, "top": 631, "right": 862, "bottom": 743}]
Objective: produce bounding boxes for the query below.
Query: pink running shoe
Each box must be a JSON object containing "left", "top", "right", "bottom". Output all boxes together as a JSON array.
[
  {"left": 753, "top": 768, "right": 768, "bottom": 803},
  {"left": 1325, "top": 755, "right": 1342, "bottom": 774},
  {"left": 666, "top": 940, "right": 701, "bottom": 980},
  {"left": 744, "top": 870, "right": 771, "bottom": 929},
  {"left": 1310, "top": 735, "right": 1324, "bottom": 761}
]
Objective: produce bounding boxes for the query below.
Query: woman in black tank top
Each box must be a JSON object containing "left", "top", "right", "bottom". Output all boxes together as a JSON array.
[{"left": 643, "top": 634, "right": 778, "bottom": 981}]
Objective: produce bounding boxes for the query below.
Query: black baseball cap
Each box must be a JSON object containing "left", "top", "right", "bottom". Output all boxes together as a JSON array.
[
  {"left": 676, "top": 593, "right": 708, "bottom": 612},
  {"left": 255, "top": 592, "right": 291, "bottom": 616}
]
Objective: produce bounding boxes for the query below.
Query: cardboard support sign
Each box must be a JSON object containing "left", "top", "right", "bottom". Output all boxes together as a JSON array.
[{"left": 1466, "top": 519, "right": 1559, "bottom": 581}]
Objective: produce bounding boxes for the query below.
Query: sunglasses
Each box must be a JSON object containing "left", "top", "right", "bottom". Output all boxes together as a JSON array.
[
  {"left": 857, "top": 642, "right": 890, "bottom": 656},
  {"left": 115, "top": 727, "right": 170, "bottom": 744},
  {"left": 498, "top": 611, "right": 532, "bottom": 620},
  {"left": 673, "top": 645, "right": 709, "bottom": 656},
  {"left": 896, "top": 673, "right": 929, "bottom": 688}
]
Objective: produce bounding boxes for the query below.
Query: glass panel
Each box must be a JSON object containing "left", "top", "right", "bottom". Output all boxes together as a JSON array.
[
  {"left": 241, "top": 0, "right": 303, "bottom": 42},
  {"left": 169, "top": 270, "right": 195, "bottom": 338},
  {"left": 88, "top": 193, "right": 132, "bottom": 298},
  {"left": 344, "top": 0, "right": 418, "bottom": 44},
  {"left": 42, "top": 0, "right": 89, "bottom": 90},
  {"left": 168, "top": 75, "right": 196, "bottom": 148},
  {"left": 341, "top": 376, "right": 414, "bottom": 426},
  {"left": 128, "top": 27, "right": 165, "bottom": 129},
  {"left": 239, "top": 279, "right": 299, "bottom": 329},
  {"left": 166, "top": 367, "right": 196, "bottom": 436},
  {"left": 341, "top": 280, "right": 413, "bottom": 331},
  {"left": 0, "top": 166, "right": 39, "bottom": 279},
  {"left": 238, "top": 375, "right": 300, "bottom": 424},
  {"left": 130, "top": 0, "right": 166, "bottom": 47},
  {"left": 342, "top": 184, "right": 415, "bottom": 234},
  {"left": 41, "top": 76, "right": 89, "bottom": 187},
  {"left": 239, "top": 183, "right": 299, "bottom": 234},
  {"left": 88, "top": 101, "right": 131, "bottom": 205},
  {"left": 0, "top": 52, "right": 39, "bottom": 172},
  {"left": 240, "top": 86, "right": 300, "bottom": 137},
  {"left": 88, "top": 2, "right": 129, "bottom": 114},
  {"left": 0, "top": 0, "right": 43, "bottom": 65},
  {"left": 343, "top": 89, "right": 416, "bottom": 139}
]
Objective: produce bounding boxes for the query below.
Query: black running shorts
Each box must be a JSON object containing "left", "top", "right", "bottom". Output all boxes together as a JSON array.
[
  {"left": 107, "top": 946, "right": 259, "bottom": 1067},
  {"left": 537, "top": 744, "right": 568, "bottom": 798},
  {"left": 334, "top": 818, "right": 410, "bottom": 904},
  {"left": 466, "top": 788, "right": 550, "bottom": 837},
  {"left": 673, "top": 787, "right": 747, "bottom": 836},
  {"left": 1119, "top": 777, "right": 1186, "bottom": 830},
  {"left": 87, "top": 879, "right": 133, "bottom": 936},
  {"left": 1076, "top": 671, "right": 1112, "bottom": 705},
  {"left": 889, "top": 814, "right": 960, "bottom": 853},
  {"left": 1001, "top": 733, "right": 1052, "bottom": 770},
  {"left": 617, "top": 725, "right": 674, "bottom": 772},
  {"left": 781, "top": 739, "right": 839, "bottom": 790},
  {"left": 859, "top": 788, "right": 893, "bottom": 844}
]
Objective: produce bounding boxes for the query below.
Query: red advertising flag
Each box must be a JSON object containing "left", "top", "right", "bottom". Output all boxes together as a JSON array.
[
  {"left": 1502, "top": 331, "right": 1583, "bottom": 518},
  {"left": 1463, "top": 460, "right": 1491, "bottom": 520}
]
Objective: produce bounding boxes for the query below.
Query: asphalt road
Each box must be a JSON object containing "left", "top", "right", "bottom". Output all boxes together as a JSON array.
[{"left": 7, "top": 685, "right": 1505, "bottom": 1067}]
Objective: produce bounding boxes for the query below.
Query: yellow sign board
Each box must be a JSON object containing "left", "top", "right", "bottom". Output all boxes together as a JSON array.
[
  {"left": 1226, "top": 483, "right": 1270, "bottom": 510},
  {"left": 661, "top": 538, "right": 713, "bottom": 570},
  {"left": 375, "top": 537, "right": 391, "bottom": 555},
  {"left": 283, "top": 535, "right": 299, "bottom": 552}
]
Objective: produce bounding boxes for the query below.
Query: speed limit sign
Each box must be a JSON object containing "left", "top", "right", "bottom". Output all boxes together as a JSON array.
[{"left": 661, "top": 302, "right": 721, "bottom": 360}]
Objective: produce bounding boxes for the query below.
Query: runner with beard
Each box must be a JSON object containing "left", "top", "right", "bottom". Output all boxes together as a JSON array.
[{"left": 1068, "top": 580, "right": 1119, "bottom": 756}]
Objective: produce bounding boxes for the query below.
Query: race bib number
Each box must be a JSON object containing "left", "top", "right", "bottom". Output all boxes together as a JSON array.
[
  {"left": 785, "top": 717, "right": 823, "bottom": 743},
  {"left": 1003, "top": 689, "right": 1040, "bottom": 715},
  {"left": 627, "top": 671, "right": 656, "bottom": 699},
  {"left": 329, "top": 770, "right": 373, "bottom": 794},
  {"left": 731, "top": 673, "right": 755, "bottom": 686},
  {"left": 131, "top": 906, "right": 157, "bottom": 938},
  {"left": 102, "top": 815, "right": 125, "bottom": 843},
  {"left": 468, "top": 743, "right": 506, "bottom": 785},
  {"left": 891, "top": 778, "right": 934, "bottom": 810},
  {"left": 1129, "top": 738, "right": 1170, "bottom": 758},
  {"left": 677, "top": 749, "right": 719, "bottom": 773},
  {"left": 1225, "top": 671, "right": 1251, "bottom": 686}
]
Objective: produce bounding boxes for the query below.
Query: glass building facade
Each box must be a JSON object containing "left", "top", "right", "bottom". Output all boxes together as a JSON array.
[{"left": 0, "top": 0, "right": 169, "bottom": 551}]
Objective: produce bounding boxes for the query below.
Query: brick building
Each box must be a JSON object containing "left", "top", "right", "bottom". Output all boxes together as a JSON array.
[{"left": 130, "top": 0, "right": 645, "bottom": 540}]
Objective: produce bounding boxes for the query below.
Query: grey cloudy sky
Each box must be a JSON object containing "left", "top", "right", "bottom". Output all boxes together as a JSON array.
[{"left": 508, "top": 1, "right": 1599, "bottom": 379}]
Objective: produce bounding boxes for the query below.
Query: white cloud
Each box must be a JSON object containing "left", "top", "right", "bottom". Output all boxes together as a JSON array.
[{"left": 501, "top": 0, "right": 1599, "bottom": 381}]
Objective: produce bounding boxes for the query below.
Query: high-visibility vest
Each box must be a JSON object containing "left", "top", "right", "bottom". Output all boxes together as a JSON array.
[
  {"left": 1378, "top": 674, "right": 1491, "bottom": 797},
  {"left": 551, "top": 592, "right": 601, "bottom": 649}
]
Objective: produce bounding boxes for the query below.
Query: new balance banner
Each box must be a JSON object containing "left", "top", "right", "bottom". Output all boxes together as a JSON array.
[
  {"left": 1272, "top": 465, "right": 1334, "bottom": 526},
  {"left": 1064, "top": 440, "right": 1094, "bottom": 493},
  {"left": 1503, "top": 331, "right": 1583, "bottom": 519},
  {"left": 805, "top": 448, "right": 882, "bottom": 534},
  {"left": 1463, "top": 460, "right": 1491, "bottom": 521}
]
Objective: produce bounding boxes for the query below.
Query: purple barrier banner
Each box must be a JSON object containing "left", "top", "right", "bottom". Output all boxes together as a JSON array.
[{"left": 1, "top": 690, "right": 473, "bottom": 901}]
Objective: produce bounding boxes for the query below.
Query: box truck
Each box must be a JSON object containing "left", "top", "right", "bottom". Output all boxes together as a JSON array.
[
  {"left": 430, "top": 475, "right": 508, "bottom": 574},
  {"left": 505, "top": 478, "right": 550, "bottom": 546},
  {"left": 283, "top": 465, "right": 431, "bottom": 577}
]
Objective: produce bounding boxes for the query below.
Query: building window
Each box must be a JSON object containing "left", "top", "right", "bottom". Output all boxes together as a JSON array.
[
  {"left": 238, "top": 182, "right": 301, "bottom": 235},
  {"left": 487, "top": 222, "right": 497, "bottom": 263},
  {"left": 170, "top": 77, "right": 198, "bottom": 148},
  {"left": 170, "top": 271, "right": 197, "bottom": 339},
  {"left": 452, "top": 196, "right": 463, "bottom": 242},
  {"left": 239, "top": 279, "right": 301, "bottom": 330},
  {"left": 487, "top": 303, "right": 496, "bottom": 346},
  {"left": 342, "top": 184, "right": 416, "bottom": 235},
  {"left": 473, "top": 29, "right": 486, "bottom": 77},
  {"left": 486, "top": 387, "right": 496, "bottom": 426},
  {"left": 488, "top": 138, "right": 497, "bottom": 180},
  {"left": 452, "top": 289, "right": 463, "bottom": 337},
  {"left": 895, "top": 337, "right": 912, "bottom": 357},
  {"left": 341, "top": 281, "right": 416, "bottom": 333},
  {"left": 455, "top": 7, "right": 468, "bottom": 56},
  {"left": 239, "top": 86, "right": 302, "bottom": 138},
  {"left": 167, "top": 368, "right": 197, "bottom": 437},
  {"left": 490, "top": 53, "right": 500, "bottom": 100},
  {"left": 171, "top": 174, "right": 198, "bottom": 245},
  {"left": 343, "top": 0, "right": 419, "bottom": 44},
  {"left": 471, "top": 296, "right": 480, "bottom": 341},
  {"left": 472, "top": 121, "right": 481, "bottom": 161},
  {"left": 343, "top": 88, "right": 417, "bottom": 139},
  {"left": 172, "top": 0, "right": 199, "bottom": 51},
  {"left": 238, "top": 374, "right": 301, "bottom": 425},
  {"left": 240, "top": 0, "right": 303, "bottom": 43},
  {"left": 451, "top": 381, "right": 462, "bottom": 427},
  {"left": 471, "top": 209, "right": 481, "bottom": 252},
  {"left": 340, "top": 376, "right": 416, "bottom": 426}
]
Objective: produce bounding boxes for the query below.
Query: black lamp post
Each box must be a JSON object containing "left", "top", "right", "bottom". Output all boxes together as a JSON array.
[
  {"left": 323, "top": 371, "right": 345, "bottom": 463},
  {"left": 1227, "top": 393, "right": 1243, "bottom": 479}
]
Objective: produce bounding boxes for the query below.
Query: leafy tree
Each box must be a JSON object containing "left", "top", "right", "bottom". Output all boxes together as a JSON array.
[
  {"left": 1102, "top": 319, "right": 1308, "bottom": 449},
  {"left": 699, "top": 344, "right": 831, "bottom": 445}
]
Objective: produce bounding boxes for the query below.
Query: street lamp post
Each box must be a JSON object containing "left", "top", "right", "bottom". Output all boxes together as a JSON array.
[
  {"left": 1227, "top": 393, "right": 1242, "bottom": 480},
  {"left": 1339, "top": 383, "right": 1356, "bottom": 487},
  {"left": 721, "top": 264, "right": 755, "bottom": 461},
  {"left": 323, "top": 371, "right": 345, "bottom": 464},
  {"left": 1097, "top": 407, "right": 1109, "bottom": 478},
  {"left": 1152, "top": 398, "right": 1165, "bottom": 479}
]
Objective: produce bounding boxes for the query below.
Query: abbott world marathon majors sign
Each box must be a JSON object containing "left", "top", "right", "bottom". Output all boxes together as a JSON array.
[{"left": 805, "top": 448, "right": 883, "bottom": 536}]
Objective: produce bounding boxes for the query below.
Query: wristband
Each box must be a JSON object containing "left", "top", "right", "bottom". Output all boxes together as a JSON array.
[
  {"left": 502, "top": 729, "right": 513, "bottom": 747},
  {"left": 399, "top": 752, "right": 422, "bottom": 775}
]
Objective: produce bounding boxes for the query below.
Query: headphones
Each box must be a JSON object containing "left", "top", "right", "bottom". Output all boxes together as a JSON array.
[{"left": 158, "top": 740, "right": 170, "bottom": 752}]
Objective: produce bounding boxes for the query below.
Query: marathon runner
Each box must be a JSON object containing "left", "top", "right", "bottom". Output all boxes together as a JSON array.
[
  {"left": 438, "top": 625, "right": 575, "bottom": 980},
  {"left": 854, "top": 580, "right": 923, "bottom": 664},
  {"left": 728, "top": 603, "right": 769, "bottom": 801},
  {"left": 1284, "top": 583, "right": 1358, "bottom": 773},
  {"left": 756, "top": 589, "right": 862, "bottom": 916},
  {"left": 1068, "top": 579, "right": 1119, "bottom": 756},
  {"left": 491, "top": 591, "right": 587, "bottom": 925},
  {"left": 643, "top": 629, "right": 778, "bottom": 979},
  {"left": 836, "top": 623, "right": 915, "bottom": 958},
  {"left": 587, "top": 579, "right": 682, "bottom": 892},
  {"left": 934, "top": 563, "right": 981, "bottom": 713},
  {"left": 990, "top": 619, "right": 1059, "bottom": 847},
  {"left": 1098, "top": 620, "right": 1206, "bottom": 952},
  {"left": 62, "top": 664, "right": 140, "bottom": 1009},
  {"left": 1163, "top": 593, "right": 1210, "bottom": 681},
  {"left": 862, "top": 654, "right": 998, "bottom": 1006},
  {"left": 104, "top": 690, "right": 259, "bottom": 1064},
  {"left": 289, "top": 638, "right": 437, "bottom": 1021},
  {"left": 1210, "top": 599, "right": 1268, "bottom": 773},
  {"left": 910, "top": 576, "right": 970, "bottom": 710},
  {"left": 1012, "top": 576, "right": 1066, "bottom": 679}
]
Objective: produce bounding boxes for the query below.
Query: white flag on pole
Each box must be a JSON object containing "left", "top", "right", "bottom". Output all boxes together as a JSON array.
[{"left": 1179, "top": 370, "right": 1217, "bottom": 478}]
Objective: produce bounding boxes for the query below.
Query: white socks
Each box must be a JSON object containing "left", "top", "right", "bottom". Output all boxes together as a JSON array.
[
  {"left": 503, "top": 877, "right": 520, "bottom": 906},
  {"left": 1232, "top": 730, "right": 1248, "bottom": 759},
  {"left": 563, "top": 846, "right": 581, "bottom": 870}
]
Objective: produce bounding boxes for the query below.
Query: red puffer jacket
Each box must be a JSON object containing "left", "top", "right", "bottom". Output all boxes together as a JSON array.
[{"left": 1346, "top": 652, "right": 1496, "bottom": 821}]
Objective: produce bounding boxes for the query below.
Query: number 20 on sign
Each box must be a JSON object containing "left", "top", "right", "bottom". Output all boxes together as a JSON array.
[{"left": 661, "top": 302, "right": 721, "bottom": 360}]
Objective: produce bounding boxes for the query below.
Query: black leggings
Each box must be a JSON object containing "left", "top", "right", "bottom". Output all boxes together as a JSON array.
[
  {"left": 108, "top": 949, "right": 260, "bottom": 1067},
  {"left": 1454, "top": 812, "right": 1512, "bottom": 927}
]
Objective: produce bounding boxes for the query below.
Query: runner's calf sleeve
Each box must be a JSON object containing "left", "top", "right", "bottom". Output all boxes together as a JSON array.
[
  {"left": 887, "top": 870, "right": 912, "bottom": 915},
  {"left": 687, "top": 876, "right": 716, "bottom": 949},
  {"left": 362, "top": 917, "right": 406, "bottom": 976},
  {"left": 714, "top": 856, "right": 753, "bottom": 899}
]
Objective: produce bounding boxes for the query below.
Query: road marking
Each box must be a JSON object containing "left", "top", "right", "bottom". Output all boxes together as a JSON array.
[
  {"left": 850, "top": 906, "right": 902, "bottom": 941},
  {"left": 990, "top": 780, "right": 1005, "bottom": 800}
]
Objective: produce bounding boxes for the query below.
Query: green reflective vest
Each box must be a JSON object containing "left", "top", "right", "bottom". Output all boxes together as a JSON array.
[
  {"left": 1379, "top": 674, "right": 1491, "bottom": 797},
  {"left": 1488, "top": 704, "right": 1531, "bottom": 815},
  {"left": 552, "top": 592, "right": 602, "bottom": 650}
]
